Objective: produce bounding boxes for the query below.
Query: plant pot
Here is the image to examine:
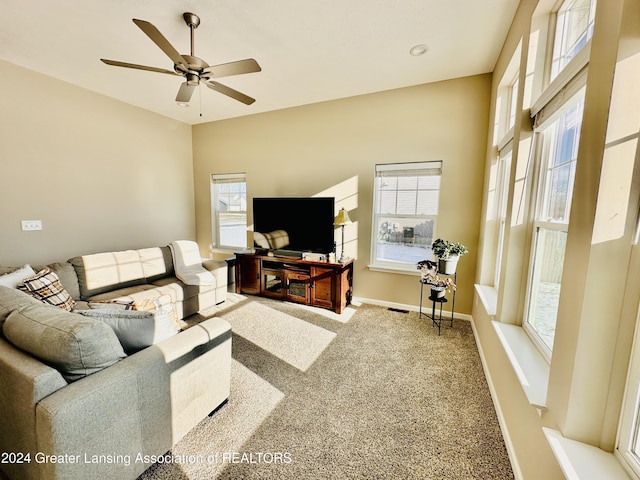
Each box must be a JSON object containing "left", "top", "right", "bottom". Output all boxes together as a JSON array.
[
  {"left": 438, "top": 255, "right": 459, "bottom": 274},
  {"left": 430, "top": 287, "right": 446, "bottom": 299}
]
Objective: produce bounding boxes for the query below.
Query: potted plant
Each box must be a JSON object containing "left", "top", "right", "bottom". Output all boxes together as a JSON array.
[
  {"left": 417, "top": 260, "right": 456, "bottom": 299},
  {"left": 431, "top": 238, "right": 468, "bottom": 274}
]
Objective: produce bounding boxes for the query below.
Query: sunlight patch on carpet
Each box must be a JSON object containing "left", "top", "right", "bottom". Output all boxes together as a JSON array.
[{"left": 221, "top": 301, "right": 337, "bottom": 371}]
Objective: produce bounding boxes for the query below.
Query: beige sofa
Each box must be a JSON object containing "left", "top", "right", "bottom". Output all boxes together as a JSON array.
[
  {"left": 67, "top": 245, "right": 227, "bottom": 318},
  {"left": 0, "top": 245, "right": 232, "bottom": 480}
]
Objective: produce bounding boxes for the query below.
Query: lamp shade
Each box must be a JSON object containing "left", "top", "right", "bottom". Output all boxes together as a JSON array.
[{"left": 333, "top": 208, "right": 352, "bottom": 226}]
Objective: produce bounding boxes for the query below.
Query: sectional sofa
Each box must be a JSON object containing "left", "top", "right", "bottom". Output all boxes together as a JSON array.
[{"left": 0, "top": 244, "right": 231, "bottom": 480}]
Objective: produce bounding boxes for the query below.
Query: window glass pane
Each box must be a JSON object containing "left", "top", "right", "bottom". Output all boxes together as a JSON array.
[
  {"left": 371, "top": 161, "right": 442, "bottom": 268},
  {"left": 551, "top": 0, "right": 596, "bottom": 81},
  {"left": 397, "top": 191, "right": 417, "bottom": 215},
  {"left": 219, "top": 212, "right": 247, "bottom": 247},
  {"left": 416, "top": 190, "right": 439, "bottom": 215},
  {"left": 526, "top": 227, "right": 566, "bottom": 351},
  {"left": 374, "top": 216, "right": 435, "bottom": 264},
  {"left": 379, "top": 191, "right": 397, "bottom": 214}
]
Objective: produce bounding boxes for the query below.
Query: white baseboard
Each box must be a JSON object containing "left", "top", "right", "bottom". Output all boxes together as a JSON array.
[{"left": 352, "top": 296, "right": 472, "bottom": 321}]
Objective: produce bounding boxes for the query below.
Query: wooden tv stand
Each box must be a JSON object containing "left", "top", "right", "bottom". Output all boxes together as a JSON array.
[{"left": 235, "top": 252, "right": 354, "bottom": 313}]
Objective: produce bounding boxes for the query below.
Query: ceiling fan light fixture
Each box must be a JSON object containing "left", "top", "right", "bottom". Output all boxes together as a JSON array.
[
  {"left": 176, "top": 101, "right": 190, "bottom": 107},
  {"left": 410, "top": 44, "right": 429, "bottom": 56}
]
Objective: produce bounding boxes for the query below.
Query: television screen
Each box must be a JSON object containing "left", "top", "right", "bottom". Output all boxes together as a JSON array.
[{"left": 253, "top": 197, "right": 335, "bottom": 254}]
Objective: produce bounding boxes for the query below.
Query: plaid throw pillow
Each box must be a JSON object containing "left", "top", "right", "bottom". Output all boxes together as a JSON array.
[{"left": 18, "top": 268, "right": 76, "bottom": 311}]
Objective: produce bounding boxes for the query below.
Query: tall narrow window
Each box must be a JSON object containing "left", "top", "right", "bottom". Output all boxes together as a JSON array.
[
  {"left": 524, "top": 89, "right": 585, "bottom": 354},
  {"left": 550, "top": 0, "right": 597, "bottom": 82},
  {"left": 370, "top": 161, "right": 442, "bottom": 271},
  {"left": 211, "top": 173, "right": 247, "bottom": 250}
]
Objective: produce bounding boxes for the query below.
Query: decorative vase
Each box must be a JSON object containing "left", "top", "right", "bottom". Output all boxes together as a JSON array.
[{"left": 438, "top": 255, "right": 459, "bottom": 275}]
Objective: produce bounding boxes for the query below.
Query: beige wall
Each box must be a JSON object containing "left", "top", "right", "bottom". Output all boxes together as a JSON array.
[
  {"left": 192, "top": 75, "right": 491, "bottom": 313},
  {"left": 0, "top": 61, "right": 195, "bottom": 266}
]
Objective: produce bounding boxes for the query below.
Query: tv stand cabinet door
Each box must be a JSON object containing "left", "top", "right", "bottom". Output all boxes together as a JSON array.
[
  {"left": 285, "top": 271, "right": 310, "bottom": 303},
  {"left": 237, "top": 255, "right": 260, "bottom": 295},
  {"left": 310, "top": 267, "right": 335, "bottom": 310}
]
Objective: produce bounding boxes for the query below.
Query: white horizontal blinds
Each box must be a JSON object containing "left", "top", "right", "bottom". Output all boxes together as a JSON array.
[
  {"left": 531, "top": 66, "right": 587, "bottom": 129},
  {"left": 375, "top": 161, "right": 442, "bottom": 216},
  {"left": 211, "top": 173, "right": 245, "bottom": 183}
]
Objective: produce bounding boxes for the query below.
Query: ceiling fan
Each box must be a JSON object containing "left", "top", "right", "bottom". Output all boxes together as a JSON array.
[{"left": 101, "top": 12, "right": 261, "bottom": 105}]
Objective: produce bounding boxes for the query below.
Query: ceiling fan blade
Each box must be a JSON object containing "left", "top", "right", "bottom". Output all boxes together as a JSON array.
[
  {"left": 205, "top": 81, "right": 255, "bottom": 105},
  {"left": 101, "top": 59, "right": 179, "bottom": 76},
  {"left": 176, "top": 82, "right": 197, "bottom": 103},
  {"left": 202, "top": 58, "right": 262, "bottom": 79},
  {"left": 132, "top": 18, "right": 187, "bottom": 68}
]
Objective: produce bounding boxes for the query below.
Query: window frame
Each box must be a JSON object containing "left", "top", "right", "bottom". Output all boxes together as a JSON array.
[
  {"left": 494, "top": 147, "right": 512, "bottom": 288},
  {"left": 369, "top": 161, "right": 442, "bottom": 273},
  {"left": 523, "top": 88, "right": 585, "bottom": 358},
  {"left": 210, "top": 172, "right": 248, "bottom": 251},
  {"left": 549, "top": 0, "right": 597, "bottom": 83}
]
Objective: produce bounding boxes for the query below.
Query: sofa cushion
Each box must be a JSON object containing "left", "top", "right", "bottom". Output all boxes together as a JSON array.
[
  {"left": 0, "top": 286, "right": 43, "bottom": 332},
  {"left": 138, "top": 246, "right": 174, "bottom": 282},
  {"left": 3, "top": 303, "right": 126, "bottom": 382},
  {"left": 78, "top": 308, "right": 178, "bottom": 354},
  {"left": 68, "top": 250, "right": 146, "bottom": 299},
  {"left": 0, "top": 265, "right": 36, "bottom": 288},
  {"left": 18, "top": 268, "right": 76, "bottom": 311}
]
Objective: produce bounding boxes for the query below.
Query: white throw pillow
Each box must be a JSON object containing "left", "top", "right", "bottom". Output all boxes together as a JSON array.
[{"left": 0, "top": 265, "right": 36, "bottom": 288}]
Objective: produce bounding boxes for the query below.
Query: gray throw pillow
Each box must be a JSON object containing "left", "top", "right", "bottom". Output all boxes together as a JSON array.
[
  {"left": 78, "top": 308, "right": 178, "bottom": 354},
  {"left": 3, "top": 304, "right": 126, "bottom": 382}
]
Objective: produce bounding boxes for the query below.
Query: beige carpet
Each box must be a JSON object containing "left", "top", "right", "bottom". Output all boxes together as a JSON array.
[{"left": 140, "top": 296, "right": 514, "bottom": 480}]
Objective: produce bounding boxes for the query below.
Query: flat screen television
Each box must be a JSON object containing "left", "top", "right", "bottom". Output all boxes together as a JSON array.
[{"left": 253, "top": 197, "right": 335, "bottom": 254}]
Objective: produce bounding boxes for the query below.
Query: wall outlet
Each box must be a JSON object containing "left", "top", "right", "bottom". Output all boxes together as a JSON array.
[{"left": 21, "top": 220, "right": 42, "bottom": 231}]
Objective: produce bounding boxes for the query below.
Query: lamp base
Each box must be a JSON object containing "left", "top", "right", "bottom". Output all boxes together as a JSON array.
[{"left": 338, "top": 253, "right": 349, "bottom": 263}]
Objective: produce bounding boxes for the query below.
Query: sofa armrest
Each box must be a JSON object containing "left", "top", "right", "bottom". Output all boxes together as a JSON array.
[
  {"left": 0, "top": 339, "right": 67, "bottom": 480},
  {"left": 202, "top": 259, "right": 228, "bottom": 304},
  {"left": 202, "top": 258, "right": 227, "bottom": 273}
]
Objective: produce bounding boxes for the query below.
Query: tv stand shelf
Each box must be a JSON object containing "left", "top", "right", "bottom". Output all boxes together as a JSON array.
[{"left": 235, "top": 253, "right": 354, "bottom": 313}]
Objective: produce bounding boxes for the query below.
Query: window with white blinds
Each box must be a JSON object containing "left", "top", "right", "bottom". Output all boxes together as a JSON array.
[{"left": 370, "top": 161, "right": 442, "bottom": 271}]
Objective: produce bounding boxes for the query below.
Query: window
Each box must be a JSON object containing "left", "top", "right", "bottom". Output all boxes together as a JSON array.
[
  {"left": 211, "top": 173, "right": 247, "bottom": 250},
  {"left": 524, "top": 89, "right": 585, "bottom": 354},
  {"left": 550, "top": 0, "right": 597, "bottom": 82},
  {"left": 370, "top": 161, "right": 442, "bottom": 271}
]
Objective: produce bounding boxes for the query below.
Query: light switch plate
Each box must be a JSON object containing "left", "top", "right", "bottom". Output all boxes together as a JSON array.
[{"left": 21, "top": 220, "right": 42, "bottom": 231}]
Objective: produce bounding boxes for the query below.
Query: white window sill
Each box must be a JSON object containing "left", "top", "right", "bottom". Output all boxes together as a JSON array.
[
  {"left": 367, "top": 264, "right": 420, "bottom": 276},
  {"left": 492, "top": 321, "right": 549, "bottom": 409},
  {"left": 543, "top": 428, "right": 631, "bottom": 480},
  {"left": 474, "top": 284, "right": 497, "bottom": 316}
]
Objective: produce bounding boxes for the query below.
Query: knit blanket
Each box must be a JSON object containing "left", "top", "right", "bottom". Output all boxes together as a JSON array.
[{"left": 169, "top": 240, "right": 216, "bottom": 286}]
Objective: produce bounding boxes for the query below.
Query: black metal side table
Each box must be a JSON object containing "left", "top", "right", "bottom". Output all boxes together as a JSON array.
[{"left": 419, "top": 280, "right": 454, "bottom": 335}]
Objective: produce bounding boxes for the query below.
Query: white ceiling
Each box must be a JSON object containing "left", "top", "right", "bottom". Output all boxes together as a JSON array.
[{"left": 0, "top": 1, "right": 519, "bottom": 125}]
